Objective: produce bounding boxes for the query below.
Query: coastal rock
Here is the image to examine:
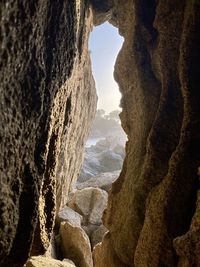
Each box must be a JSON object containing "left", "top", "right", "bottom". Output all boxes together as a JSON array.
[
  {"left": 79, "top": 138, "right": 125, "bottom": 182},
  {"left": 91, "top": 225, "right": 108, "bottom": 248},
  {"left": 67, "top": 187, "right": 108, "bottom": 225},
  {"left": 56, "top": 206, "right": 83, "bottom": 227},
  {"left": 173, "top": 190, "right": 200, "bottom": 266},
  {"left": 0, "top": 2, "right": 96, "bottom": 266},
  {"left": 44, "top": 233, "right": 57, "bottom": 259},
  {"left": 82, "top": 225, "right": 99, "bottom": 240},
  {"left": 59, "top": 222, "right": 93, "bottom": 267},
  {"left": 93, "top": 233, "right": 126, "bottom": 267},
  {"left": 76, "top": 170, "right": 120, "bottom": 192},
  {"left": 25, "top": 256, "right": 76, "bottom": 267}
]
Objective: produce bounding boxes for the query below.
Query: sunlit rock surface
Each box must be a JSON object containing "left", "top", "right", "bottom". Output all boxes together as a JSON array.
[
  {"left": 67, "top": 187, "right": 108, "bottom": 226},
  {"left": 25, "top": 256, "right": 76, "bottom": 267},
  {"left": 79, "top": 137, "right": 125, "bottom": 181},
  {"left": 91, "top": 224, "right": 108, "bottom": 248},
  {"left": 56, "top": 206, "right": 83, "bottom": 227},
  {"left": 0, "top": 1, "right": 96, "bottom": 266},
  {"left": 59, "top": 222, "right": 93, "bottom": 267}
]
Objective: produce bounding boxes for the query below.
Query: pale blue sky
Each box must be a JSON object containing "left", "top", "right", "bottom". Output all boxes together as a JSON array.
[{"left": 89, "top": 22, "right": 123, "bottom": 113}]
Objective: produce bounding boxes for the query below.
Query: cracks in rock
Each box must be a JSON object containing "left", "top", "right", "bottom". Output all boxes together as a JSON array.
[
  {"left": 3, "top": 164, "right": 38, "bottom": 267},
  {"left": 63, "top": 93, "right": 72, "bottom": 131}
]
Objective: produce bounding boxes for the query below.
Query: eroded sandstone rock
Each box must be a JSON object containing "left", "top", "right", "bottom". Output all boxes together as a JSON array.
[
  {"left": 44, "top": 233, "right": 57, "bottom": 259},
  {"left": 59, "top": 222, "right": 93, "bottom": 267},
  {"left": 79, "top": 137, "right": 125, "bottom": 181},
  {"left": 91, "top": 224, "right": 108, "bottom": 248},
  {"left": 0, "top": 1, "right": 96, "bottom": 266},
  {"left": 25, "top": 256, "right": 76, "bottom": 267},
  {"left": 67, "top": 187, "right": 108, "bottom": 225},
  {"left": 82, "top": 224, "right": 99, "bottom": 240},
  {"left": 93, "top": 233, "right": 128, "bottom": 267},
  {"left": 91, "top": 0, "right": 200, "bottom": 266},
  {"left": 77, "top": 170, "right": 120, "bottom": 192},
  {"left": 56, "top": 206, "right": 83, "bottom": 227}
]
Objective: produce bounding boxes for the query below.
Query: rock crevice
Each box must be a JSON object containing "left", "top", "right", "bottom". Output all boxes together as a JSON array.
[{"left": 90, "top": 1, "right": 200, "bottom": 267}]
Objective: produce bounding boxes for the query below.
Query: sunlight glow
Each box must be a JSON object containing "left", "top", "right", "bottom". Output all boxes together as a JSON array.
[{"left": 89, "top": 22, "right": 124, "bottom": 113}]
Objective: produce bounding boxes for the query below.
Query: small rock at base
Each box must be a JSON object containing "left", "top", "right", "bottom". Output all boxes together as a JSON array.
[{"left": 25, "top": 256, "right": 76, "bottom": 267}]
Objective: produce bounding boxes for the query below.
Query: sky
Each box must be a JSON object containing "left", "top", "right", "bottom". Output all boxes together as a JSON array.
[{"left": 89, "top": 22, "right": 124, "bottom": 114}]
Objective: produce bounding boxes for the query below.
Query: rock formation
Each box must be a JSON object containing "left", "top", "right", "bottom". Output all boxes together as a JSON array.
[
  {"left": 25, "top": 256, "right": 76, "bottom": 267},
  {"left": 92, "top": 1, "right": 200, "bottom": 267},
  {"left": 54, "top": 188, "right": 108, "bottom": 265},
  {"left": 0, "top": 0, "right": 200, "bottom": 267},
  {"left": 76, "top": 170, "right": 120, "bottom": 192},
  {"left": 59, "top": 222, "right": 93, "bottom": 267},
  {"left": 67, "top": 187, "right": 108, "bottom": 226},
  {"left": 0, "top": 1, "right": 96, "bottom": 267},
  {"left": 56, "top": 206, "right": 83, "bottom": 227},
  {"left": 78, "top": 138, "right": 125, "bottom": 181}
]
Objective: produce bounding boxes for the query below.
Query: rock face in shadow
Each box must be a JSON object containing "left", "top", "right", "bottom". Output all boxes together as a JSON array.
[
  {"left": 0, "top": 1, "right": 96, "bottom": 267},
  {"left": 92, "top": 0, "right": 200, "bottom": 267}
]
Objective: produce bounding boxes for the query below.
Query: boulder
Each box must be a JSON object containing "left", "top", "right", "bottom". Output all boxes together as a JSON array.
[
  {"left": 98, "top": 150, "right": 123, "bottom": 171},
  {"left": 91, "top": 225, "right": 108, "bottom": 248},
  {"left": 59, "top": 222, "right": 93, "bottom": 267},
  {"left": 82, "top": 224, "right": 99, "bottom": 240},
  {"left": 63, "top": 259, "right": 77, "bottom": 266},
  {"left": 113, "top": 144, "right": 125, "bottom": 158},
  {"left": 25, "top": 256, "right": 76, "bottom": 267},
  {"left": 76, "top": 170, "right": 120, "bottom": 192},
  {"left": 0, "top": 1, "right": 97, "bottom": 265},
  {"left": 67, "top": 187, "right": 108, "bottom": 225},
  {"left": 78, "top": 137, "right": 125, "bottom": 182},
  {"left": 56, "top": 206, "right": 83, "bottom": 227}
]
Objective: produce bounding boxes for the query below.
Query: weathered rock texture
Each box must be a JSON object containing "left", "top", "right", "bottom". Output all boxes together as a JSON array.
[
  {"left": 59, "top": 222, "right": 93, "bottom": 267},
  {"left": 76, "top": 170, "right": 120, "bottom": 192},
  {"left": 91, "top": 0, "right": 200, "bottom": 267},
  {"left": 0, "top": 1, "right": 96, "bottom": 267},
  {"left": 25, "top": 256, "right": 76, "bottom": 267},
  {"left": 68, "top": 187, "right": 108, "bottom": 225},
  {"left": 56, "top": 206, "right": 83, "bottom": 227},
  {"left": 1, "top": 0, "right": 200, "bottom": 267}
]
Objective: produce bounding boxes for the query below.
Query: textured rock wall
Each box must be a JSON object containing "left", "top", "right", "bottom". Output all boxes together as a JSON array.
[
  {"left": 0, "top": 1, "right": 96, "bottom": 267},
  {"left": 92, "top": 0, "right": 200, "bottom": 266}
]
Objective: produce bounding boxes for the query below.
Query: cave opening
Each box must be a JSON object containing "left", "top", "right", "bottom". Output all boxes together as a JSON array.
[
  {"left": 41, "top": 19, "right": 127, "bottom": 265},
  {"left": 70, "top": 21, "right": 127, "bottom": 249},
  {"left": 78, "top": 21, "right": 126, "bottom": 182},
  {"left": 53, "top": 21, "right": 127, "bottom": 264}
]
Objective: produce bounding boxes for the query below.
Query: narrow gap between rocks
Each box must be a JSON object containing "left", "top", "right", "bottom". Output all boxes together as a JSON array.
[
  {"left": 74, "top": 21, "right": 126, "bottom": 248},
  {"left": 51, "top": 22, "right": 126, "bottom": 266}
]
